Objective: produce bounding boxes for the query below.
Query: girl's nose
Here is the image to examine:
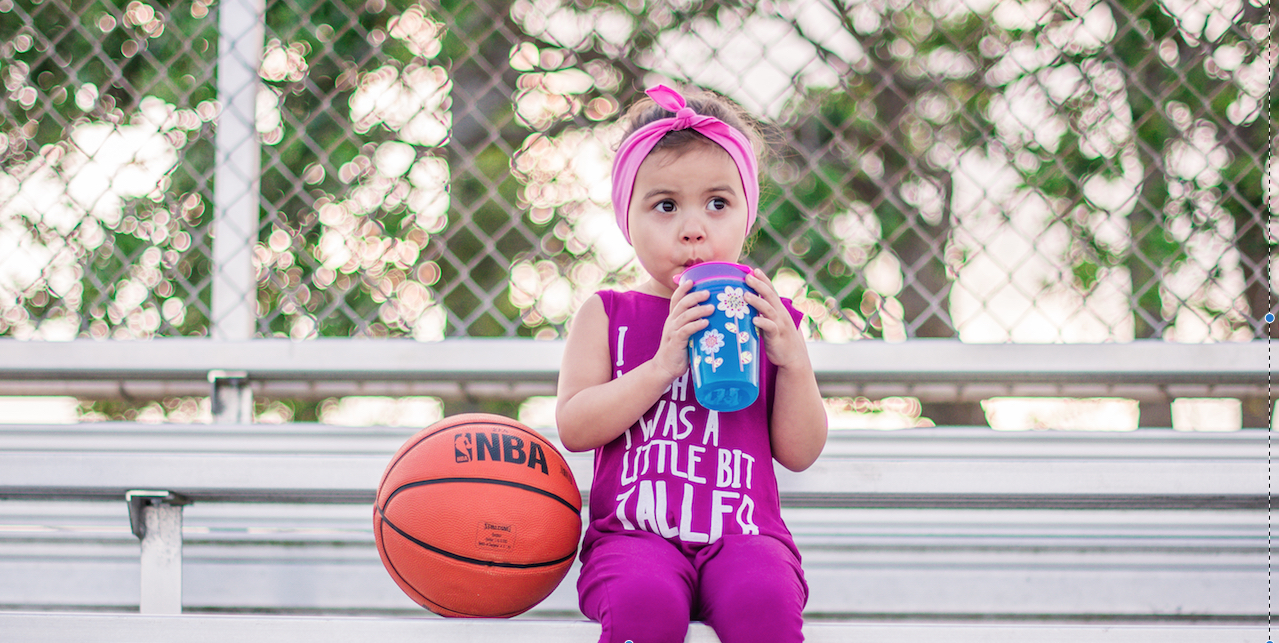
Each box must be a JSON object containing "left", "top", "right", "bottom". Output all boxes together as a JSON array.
[{"left": 681, "top": 220, "right": 706, "bottom": 243}]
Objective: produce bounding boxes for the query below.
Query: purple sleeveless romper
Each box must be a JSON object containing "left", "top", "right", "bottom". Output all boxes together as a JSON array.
[{"left": 575, "top": 289, "right": 808, "bottom": 643}]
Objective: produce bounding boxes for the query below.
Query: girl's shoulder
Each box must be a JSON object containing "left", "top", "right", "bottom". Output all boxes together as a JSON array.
[{"left": 563, "top": 290, "right": 661, "bottom": 349}]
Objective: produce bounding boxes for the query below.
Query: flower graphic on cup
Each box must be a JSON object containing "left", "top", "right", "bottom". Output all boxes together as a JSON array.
[
  {"left": 717, "top": 287, "right": 749, "bottom": 320},
  {"left": 716, "top": 287, "right": 754, "bottom": 371},
  {"left": 698, "top": 328, "right": 725, "bottom": 372}
]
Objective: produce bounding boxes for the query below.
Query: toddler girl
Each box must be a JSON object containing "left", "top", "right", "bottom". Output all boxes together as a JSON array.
[{"left": 556, "top": 85, "right": 828, "bottom": 643}]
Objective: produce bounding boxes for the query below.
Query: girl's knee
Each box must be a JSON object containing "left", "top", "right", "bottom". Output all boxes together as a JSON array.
[
  {"left": 598, "top": 584, "right": 690, "bottom": 643},
  {"left": 695, "top": 536, "right": 807, "bottom": 642},
  {"left": 699, "top": 578, "right": 804, "bottom": 643},
  {"left": 579, "top": 535, "right": 695, "bottom": 643},
  {"left": 710, "top": 566, "right": 804, "bottom": 618}
]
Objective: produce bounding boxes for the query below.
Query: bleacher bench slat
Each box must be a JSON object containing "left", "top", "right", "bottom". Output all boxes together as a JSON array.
[
  {"left": 0, "top": 424, "right": 1264, "bottom": 505},
  {"left": 0, "top": 501, "right": 1263, "bottom": 617},
  {"left": 0, "top": 612, "right": 1265, "bottom": 642},
  {"left": 0, "top": 424, "right": 1265, "bottom": 621}
]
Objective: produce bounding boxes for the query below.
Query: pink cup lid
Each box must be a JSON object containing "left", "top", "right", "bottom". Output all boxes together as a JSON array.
[{"left": 676, "top": 261, "right": 752, "bottom": 286}]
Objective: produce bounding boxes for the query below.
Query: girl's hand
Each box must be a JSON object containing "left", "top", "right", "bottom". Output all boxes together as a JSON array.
[
  {"left": 744, "top": 269, "right": 806, "bottom": 369},
  {"left": 653, "top": 280, "right": 712, "bottom": 381},
  {"left": 744, "top": 268, "right": 828, "bottom": 472}
]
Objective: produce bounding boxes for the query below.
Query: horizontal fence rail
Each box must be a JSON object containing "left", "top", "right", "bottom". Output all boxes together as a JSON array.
[
  {"left": 0, "top": 339, "right": 1266, "bottom": 385},
  {"left": 0, "top": 340, "right": 1266, "bottom": 419}
]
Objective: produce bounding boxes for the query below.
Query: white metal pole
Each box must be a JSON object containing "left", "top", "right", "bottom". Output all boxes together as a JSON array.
[{"left": 211, "top": 0, "right": 265, "bottom": 341}]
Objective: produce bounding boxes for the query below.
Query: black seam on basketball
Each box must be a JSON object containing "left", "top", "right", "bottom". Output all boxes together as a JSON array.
[
  {"left": 377, "top": 518, "right": 421, "bottom": 601},
  {"left": 387, "top": 477, "right": 580, "bottom": 515},
  {"left": 376, "top": 502, "right": 576, "bottom": 570},
  {"left": 381, "top": 431, "right": 441, "bottom": 487},
  {"left": 377, "top": 513, "right": 509, "bottom": 618}
]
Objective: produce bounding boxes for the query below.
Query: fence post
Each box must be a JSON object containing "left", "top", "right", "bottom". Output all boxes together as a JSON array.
[{"left": 211, "top": 0, "right": 265, "bottom": 341}]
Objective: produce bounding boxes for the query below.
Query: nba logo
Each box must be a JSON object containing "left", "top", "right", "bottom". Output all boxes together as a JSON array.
[{"left": 454, "top": 433, "right": 473, "bottom": 463}]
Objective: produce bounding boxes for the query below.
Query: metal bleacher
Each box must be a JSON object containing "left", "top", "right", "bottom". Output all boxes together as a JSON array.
[{"left": 0, "top": 337, "right": 1269, "bottom": 642}]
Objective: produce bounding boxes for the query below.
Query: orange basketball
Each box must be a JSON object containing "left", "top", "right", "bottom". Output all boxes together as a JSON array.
[{"left": 373, "top": 413, "right": 582, "bottom": 618}]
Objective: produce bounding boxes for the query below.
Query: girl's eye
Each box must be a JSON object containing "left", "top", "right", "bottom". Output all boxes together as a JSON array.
[
  {"left": 656, "top": 200, "right": 677, "bottom": 213},
  {"left": 708, "top": 197, "right": 727, "bottom": 211}
]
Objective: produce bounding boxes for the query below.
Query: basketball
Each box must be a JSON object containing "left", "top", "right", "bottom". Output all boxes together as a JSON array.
[{"left": 373, "top": 413, "right": 582, "bottom": 618}]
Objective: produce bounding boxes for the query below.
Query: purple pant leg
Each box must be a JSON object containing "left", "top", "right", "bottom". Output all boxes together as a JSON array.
[
  {"left": 694, "top": 535, "right": 808, "bottom": 643},
  {"left": 578, "top": 531, "right": 697, "bottom": 643}
]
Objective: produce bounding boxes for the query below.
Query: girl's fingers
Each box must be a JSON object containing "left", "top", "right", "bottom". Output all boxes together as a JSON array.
[
  {"left": 671, "top": 287, "right": 712, "bottom": 325},
  {"left": 744, "top": 291, "right": 779, "bottom": 327},
  {"left": 751, "top": 315, "right": 777, "bottom": 336},
  {"left": 744, "top": 290, "right": 771, "bottom": 312},
  {"left": 675, "top": 306, "right": 712, "bottom": 331},
  {"left": 743, "top": 270, "right": 803, "bottom": 366},
  {"left": 671, "top": 288, "right": 708, "bottom": 314},
  {"left": 670, "top": 278, "right": 694, "bottom": 301},
  {"left": 655, "top": 287, "right": 716, "bottom": 380},
  {"left": 664, "top": 287, "right": 711, "bottom": 344},
  {"left": 745, "top": 270, "right": 784, "bottom": 308}
]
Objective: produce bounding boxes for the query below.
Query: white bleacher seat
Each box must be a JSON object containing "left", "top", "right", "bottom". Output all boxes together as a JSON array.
[{"left": 0, "top": 338, "right": 1267, "bottom": 641}]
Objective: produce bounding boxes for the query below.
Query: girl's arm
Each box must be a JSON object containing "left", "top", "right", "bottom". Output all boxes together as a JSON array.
[
  {"left": 744, "top": 269, "right": 828, "bottom": 472},
  {"left": 555, "top": 284, "right": 712, "bottom": 452}
]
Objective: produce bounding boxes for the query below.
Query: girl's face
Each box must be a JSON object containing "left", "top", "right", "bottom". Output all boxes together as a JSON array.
[{"left": 627, "top": 143, "right": 750, "bottom": 297}]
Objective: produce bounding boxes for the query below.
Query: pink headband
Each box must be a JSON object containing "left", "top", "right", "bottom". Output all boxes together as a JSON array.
[{"left": 611, "top": 85, "right": 759, "bottom": 245}]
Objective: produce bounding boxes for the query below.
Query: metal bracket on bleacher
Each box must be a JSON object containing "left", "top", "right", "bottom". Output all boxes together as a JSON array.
[
  {"left": 126, "top": 490, "right": 191, "bottom": 540},
  {"left": 208, "top": 370, "right": 253, "bottom": 424}
]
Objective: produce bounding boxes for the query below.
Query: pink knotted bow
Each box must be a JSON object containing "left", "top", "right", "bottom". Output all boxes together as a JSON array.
[{"left": 610, "top": 85, "right": 759, "bottom": 245}]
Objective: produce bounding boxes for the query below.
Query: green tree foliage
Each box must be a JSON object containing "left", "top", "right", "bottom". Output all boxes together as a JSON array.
[
  {"left": 0, "top": 0, "right": 1269, "bottom": 347},
  {"left": 1099, "top": 0, "right": 1270, "bottom": 339},
  {"left": 1, "top": 0, "right": 220, "bottom": 338},
  {"left": 508, "top": 0, "right": 1270, "bottom": 341}
]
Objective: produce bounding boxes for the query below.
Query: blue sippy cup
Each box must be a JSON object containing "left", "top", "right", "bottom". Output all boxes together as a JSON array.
[{"left": 677, "top": 261, "right": 761, "bottom": 412}]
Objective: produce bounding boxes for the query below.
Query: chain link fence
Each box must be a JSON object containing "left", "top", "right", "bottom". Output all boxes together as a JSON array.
[{"left": 0, "top": 0, "right": 1272, "bottom": 348}]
